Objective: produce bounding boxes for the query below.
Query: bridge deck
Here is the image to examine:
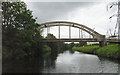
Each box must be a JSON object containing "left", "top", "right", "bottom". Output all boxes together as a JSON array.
[{"left": 39, "top": 38, "right": 119, "bottom": 43}]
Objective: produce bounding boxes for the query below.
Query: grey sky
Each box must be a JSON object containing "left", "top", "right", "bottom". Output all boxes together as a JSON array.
[
  {"left": 24, "top": 1, "right": 118, "bottom": 38},
  {"left": 26, "top": 2, "right": 97, "bottom": 23}
]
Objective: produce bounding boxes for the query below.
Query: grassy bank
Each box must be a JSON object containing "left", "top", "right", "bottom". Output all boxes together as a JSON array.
[
  {"left": 72, "top": 45, "right": 99, "bottom": 53},
  {"left": 96, "top": 44, "right": 120, "bottom": 59},
  {"left": 72, "top": 44, "right": 120, "bottom": 59}
]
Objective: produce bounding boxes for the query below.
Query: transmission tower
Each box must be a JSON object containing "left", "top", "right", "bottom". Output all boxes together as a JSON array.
[
  {"left": 118, "top": 1, "right": 120, "bottom": 39},
  {"left": 108, "top": 1, "right": 120, "bottom": 39}
]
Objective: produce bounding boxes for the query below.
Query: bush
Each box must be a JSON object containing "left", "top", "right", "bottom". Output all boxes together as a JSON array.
[
  {"left": 43, "top": 45, "right": 51, "bottom": 52},
  {"left": 96, "top": 44, "right": 120, "bottom": 59}
]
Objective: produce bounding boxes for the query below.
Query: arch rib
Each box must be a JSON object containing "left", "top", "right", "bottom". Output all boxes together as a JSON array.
[
  {"left": 38, "top": 24, "right": 95, "bottom": 37},
  {"left": 39, "top": 21, "right": 100, "bottom": 35},
  {"left": 37, "top": 21, "right": 104, "bottom": 41}
]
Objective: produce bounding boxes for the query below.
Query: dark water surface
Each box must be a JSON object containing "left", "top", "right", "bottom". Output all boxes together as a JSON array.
[{"left": 2, "top": 50, "right": 119, "bottom": 74}]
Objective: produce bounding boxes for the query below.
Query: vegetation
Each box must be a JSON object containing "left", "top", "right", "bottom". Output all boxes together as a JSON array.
[
  {"left": 72, "top": 44, "right": 120, "bottom": 59},
  {"left": 96, "top": 44, "right": 120, "bottom": 59},
  {"left": 46, "top": 34, "right": 58, "bottom": 51},
  {"left": 72, "top": 45, "right": 99, "bottom": 53},
  {"left": 2, "top": 2, "right": 68, "bottom": 61},
  {"left": 78, "top": 42, "right": 87, "bottom": 46},
  {"left": 2, "top": 2, "right": 44, "bottom": 61},
  {"left": 43, "top": 44, "right": 51, "bottom": 52},
  {"left": 45, "top": 33, "right": 67, "bottom": 53},
  {"left": 2, "top": 2, "right": 69, "bottom": 72},
  {"left": 64, "top": 42, "right": 87, "bottom": 50}
]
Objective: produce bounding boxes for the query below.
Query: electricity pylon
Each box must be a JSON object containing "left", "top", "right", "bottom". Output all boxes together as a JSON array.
[{"left": 108, "top": 1, "right": 120, "bottom": 39}]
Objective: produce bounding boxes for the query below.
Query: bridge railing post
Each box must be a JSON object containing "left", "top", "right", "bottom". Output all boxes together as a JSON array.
[
  {"left": 69, "top": 26, "right": 71, "bottom": 39},
  {"left": 79, "top": 29, "right": 80, "bottom": 39},
  {"left": 47, "top": 27, "right": 50, "bottom": 36},
  {"left": 58, "top": 26, "right": 60, "bottom": 39},
  {"left": 89, "top": 34, "right": 91, "bottom": 38},
  {"left": 81, "top": 29, "right": 83, "bottom": 38}
]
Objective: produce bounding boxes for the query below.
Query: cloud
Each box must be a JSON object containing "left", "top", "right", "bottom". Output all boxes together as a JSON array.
[
  {"left": 26, "top": 2, "right": 97, "bottom": 23},
  {"left": 25, "top": 2, "right": 118, "bottom": 38},
  {"left": 65, "top": 3, "right": 117, "bottom": 35}
]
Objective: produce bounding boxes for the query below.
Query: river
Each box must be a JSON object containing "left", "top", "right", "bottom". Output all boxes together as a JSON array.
[
  {"left": 2, "top": 50, "right": 120, "bottom": 74},
  {"left": 42, "top": 50, "right": 119, "bottom": 73}
]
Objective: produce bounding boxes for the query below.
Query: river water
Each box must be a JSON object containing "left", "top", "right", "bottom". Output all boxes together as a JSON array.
[
  {"left": 42, "top": 50, "right": 119, "bottom": 73},
  {"left": 2, "top": 50, "right": 120, "bottom": 74}
]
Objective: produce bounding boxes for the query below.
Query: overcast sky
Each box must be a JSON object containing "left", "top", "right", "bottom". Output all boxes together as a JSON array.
[{"left": 23, "top": 0, "right": 118, "bottom": 38}]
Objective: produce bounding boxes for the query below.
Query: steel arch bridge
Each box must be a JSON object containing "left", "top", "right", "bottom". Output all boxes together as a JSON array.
[{"left": 37, "top": 21, "right": 119, "bottom": 47}]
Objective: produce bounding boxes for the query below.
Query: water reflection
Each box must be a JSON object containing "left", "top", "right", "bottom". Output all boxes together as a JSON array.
[
  {"left": 2, "top": 50, "right": 119, "bottom": 74},
  {"left": 42, "top": 51, "right": 118, "bottom": 73},
  {"left": 99, "top": 58, "right": 118, "bottom": 73},
  {"left": 42, "top": 50, "right": 57, "bottom": 73}
]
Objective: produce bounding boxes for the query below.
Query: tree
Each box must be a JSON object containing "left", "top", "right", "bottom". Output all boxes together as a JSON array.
[
  {"left": 79, "top": 42, "right": 87, "bottom": 46},
  {"left": 46, "top": 33, "right": 58, "bottom": 51},
  {"left": 2, "top": 2, "right": 43, "bottom": 60}
]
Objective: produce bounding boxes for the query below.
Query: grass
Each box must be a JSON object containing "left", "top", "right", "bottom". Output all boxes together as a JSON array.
[
  {"left": 96, "top": 44, "right": 120, "bottom": 59},
  {"left": 72, "top": 44, "right": 120, "bottom": 59},
  {"left": 72, "top": 45, "right": 99, "bottom": 53}
]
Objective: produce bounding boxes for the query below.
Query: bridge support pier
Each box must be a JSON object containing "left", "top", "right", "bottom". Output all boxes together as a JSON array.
[
  {"left": 99, "top": 35, "right": 106, "bottom": 47},
  {"left": 99, "top": 41, "right": 106, "bottom": 47}
]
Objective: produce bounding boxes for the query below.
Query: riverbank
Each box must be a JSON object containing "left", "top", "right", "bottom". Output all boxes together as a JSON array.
[{"left": 72, "top": 44, "right": 120, "bottom": 59}]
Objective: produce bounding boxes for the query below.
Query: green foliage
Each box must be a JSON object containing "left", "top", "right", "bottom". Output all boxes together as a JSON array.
[
  {"left": 46, "top": 33, "right": 58, "bottom": 51},
  {"left": 72, "top": 44, "right": 120, "bottom": 59},
  {"left": 45, "top": 33, "right": 67, "bottom": 53},
  {"left": 46, "top": 34, "right": 56, "bottom": 39},
  {"left": 57, "top": 42, "right": 67, "bottom": 53},
  {"left": 72, "top": 45, "right": 99, "bottom": 53},
  {"left": 79, "top": 42, "right": 87, "bottom": 46},
  {"left": 2, "top": 2, "right": 43, "bottom": 61},
  {"left": 96, "top": 44, "right": 120, "bottom": 59},
  {"left": 43, "top": 45, "right": 51, "bottom": 52},
  {"left": 65, "top": 42, "right": 87, "bottom": 50}
]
